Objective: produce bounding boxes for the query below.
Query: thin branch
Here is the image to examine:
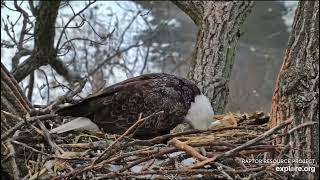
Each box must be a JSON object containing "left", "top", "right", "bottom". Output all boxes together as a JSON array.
[
  {"left": 11, "top": 48, "right": 32, "bottom": 69},
  {"left": 287, "top": 121, "right": 317, "bottom": 134},
  {"left": 11, "top": 140, "right": 49, "bottom": 156},
  {"left": 14, "top": 0, "right": 31, "bottom": 50},
  {"left": 116, "top": 10, "right": 141, "bottom": 52},
  {"left": 28, "top": 0, "right": 36, "bottom": 16},
  {"left": 89, "top": 43, "right": 143, "bottom": 76},
  {"left": 185, "top": 117, "right": 293, "bottom": 169},
  {"left": 140, "top": 45, "right": 150, "bottom": 75},
  {"left": 27, "top": 72, "right": 34, "bottom": 101},
  {"left": 37, "top": 68, "right": 50, "bottom": 104},
  {"left": 36, "top": 119, "right": 63, "bottom": 155},
  {"left": 1, "top": 111, "right": 57, "bottom": 141},
  {"left": 58, "top": 37, "right": 107, "bottom": 51},
  {"left": 2, "top": 18, "right": 18, "bottom": 46},
  {"left": 12, "top": 1, "right": 61, "bottom": 82},
  {"left": 92, "top": 111, "right": 164, "bottom": 165},
  {"left": 55, "top": 0, "right": 96, "bottom": 52},
  {"left": 168, "top": 138, "right": 207, "bottom": 161},
  {"left": 5, "top": 141, "right": 20, "bottom": 179},
  {"left": 96, "top": 167, "right": 265, "bottom": 179}
]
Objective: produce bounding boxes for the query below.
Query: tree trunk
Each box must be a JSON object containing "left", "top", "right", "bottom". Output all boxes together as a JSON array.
[
  {"left": 173, "top": 1, "right": 254, "bottom": 114},
  {"left": 270, "top": 1, "right": 319, "bottom": 179},
  {"left": 11, "top": 1, "right": 78, "bottom": 83}
]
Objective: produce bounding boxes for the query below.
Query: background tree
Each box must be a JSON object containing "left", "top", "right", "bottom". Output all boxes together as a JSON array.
[
  {"left": 270, "top": 1, "right": 319, "bottom": 179},
  {"left": 227, "top": 1, "right": 291, "bottom": 112},
  {"left": 173, "top": 1, "right": 254, "bottom": 113},
  {"left": 133, "top": 1, "right": 197, "bottom": 76},
  {"left": 132, "top": 1, "right": 295, "bottom": 113},
  {"left": 1, "top": 1, "right": 152, "bottom": 105}
]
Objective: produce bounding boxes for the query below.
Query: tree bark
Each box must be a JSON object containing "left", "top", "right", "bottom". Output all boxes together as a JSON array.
[
  {"left": 10, "top": 1, "right": 77, "bottom": 84},
  {"left": 173, "top": 1, "right": 254, "bottom": 114},
  {"left": 1, "top": 63, "right": 32, "bottom": 179},
  {"left": 12, "top": 1, "right": 61, "bottom": 82},
  {"left": 270, "top": 1, "right": 319, "bottom": 179}
]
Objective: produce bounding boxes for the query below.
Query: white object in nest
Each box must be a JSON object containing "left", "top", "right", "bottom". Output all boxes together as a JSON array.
[
  {"left": 185, "top": 94, "right": 214, "bottom": 130},
  {"left": 181, "top": 157, "right": 197, "bottom": 166},
  {"left": 50, "top": 117, "right": 99, "bottom": 134}
]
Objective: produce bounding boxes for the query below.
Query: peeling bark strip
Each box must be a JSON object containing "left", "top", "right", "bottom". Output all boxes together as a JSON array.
[
  {"left": 174, "top": 1, "right": 254, "bottom": 114},
  {"left": 270, "top": 1, "right": 319, "bottom": 179}
]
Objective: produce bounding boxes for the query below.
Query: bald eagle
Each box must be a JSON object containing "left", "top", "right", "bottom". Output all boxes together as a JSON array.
[{"left": 55, "top": 73, "right": 214, "bottom": 139}]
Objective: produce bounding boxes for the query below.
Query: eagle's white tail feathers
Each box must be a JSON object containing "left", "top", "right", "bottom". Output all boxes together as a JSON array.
[
  {"left": 184, "top": 94, "right": 214, "bottom": 130},
  {"left": 50, "top": 117, "right": 99, "bottom": 134}
]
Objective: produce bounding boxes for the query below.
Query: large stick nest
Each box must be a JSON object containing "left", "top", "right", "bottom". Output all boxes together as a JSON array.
[{"left": 2, "top": 110, "right": 298, "bottom": 179}]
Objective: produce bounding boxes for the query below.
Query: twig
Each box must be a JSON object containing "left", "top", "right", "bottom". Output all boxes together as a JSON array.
[
  {"left": 1, "top": 111, "right": 57, "bottom": 141},
  {"left": 287, "top": 121, "right": 317, "bottom": 134},
  {"left": 11, "top": 140, "right": 49, "bottom": 156},
  {"left": 93, "top": 111, "right": 164, "bottom": 164},
  {"left": 59, "top": 141, "right": 107, "bottom": 149},
  {"left": 217, "top": 165, "right": 233, "bottom": 180},
  {"left": 52, "top": 111, "right": 164, "bottom": 179},
  {"left": 97, "top": 146, "right": 176, "bottom": 166},
  {"left": 37, "top": 68, "right": 50, "bottom": 104},
  {"left": 35, "top": 79, "right": 86, "bottom": 115},
  {"left": 185, "top": 117, "right": 293, "bottom": 169},
  {"left": 108, "top": 147, "right": 177, "bottom": 174},
  {"left": 126, "top": 126, "right": 249, "bottom": 147},
  {"left": 5, "top": 141, "right": 20, "bottom": 180},
  {"left": 224, "top": 117, "right": 292, "bottom": 157},
  {"left": 95, "top": 166, "right": 265, "bottom": 179},
  {"left": 214, "top": 162, "right": 236, "bottom": 172},
  {"left": 36, "top": 120, "right": 63, "bottom": 155},
  {"left": 55, "top": 0, "right": 96, "bottom": 52},
  {"left": 89, "top": 43, "right": 143, "bottom": 76},
  {"left": 27, "top": 72, "right": 34, "bottom": 101},
  {"left": 168, "top": 138, "right": 207, "bottom": 161}
]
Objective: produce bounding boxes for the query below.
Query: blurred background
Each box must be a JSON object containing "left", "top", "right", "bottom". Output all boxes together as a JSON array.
[{"left": 1, "top": 1, "right": 298, "bottom": 113}]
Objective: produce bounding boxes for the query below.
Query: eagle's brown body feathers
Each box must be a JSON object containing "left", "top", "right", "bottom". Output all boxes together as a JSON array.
[{"left": 56, "top": 73, "right": 201, "bottom": 139}]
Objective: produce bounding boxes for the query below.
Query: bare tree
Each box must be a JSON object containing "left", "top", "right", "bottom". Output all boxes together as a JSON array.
[
  {"left": 2, "top": 1, "right": 151, "bottom": 103},
  {"left": 269, "top": 1, "right": 319, "bottom": 179},
  {"left": 59, "top": 4, "right": 145, "bottom": 93},
  {"left": 173, "top": 1, "right": 254, "bottom": 113}
]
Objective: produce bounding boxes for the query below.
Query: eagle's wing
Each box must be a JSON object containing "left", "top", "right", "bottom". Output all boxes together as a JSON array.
[
  {"left": 92, "top": 74, "right": 190, "bottom": 138},
  {"left": 88, "top": 73, "right": 174, "bottom": 97},
  {"left": 55, "top": 73, "right": 200, "bottom": 138},
  {"left": 55, "top": 73, "right": 177, "bottom": 117}
]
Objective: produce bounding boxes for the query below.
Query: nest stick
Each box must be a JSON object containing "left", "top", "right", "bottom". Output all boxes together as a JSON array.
[
  {"left": 95, "top": 166, "right": 266, "bottom": 179},
  {"left": 5, "top": 141, "right": 20, "bottom": 180},
  {"left": 185, "top": 117, "right": 293, "bottom": 169},
  {"left": 52, "top": 111, "right": 164, "bottom": 179},
  {"left": 92, "top": 111, "right": 164, "bottom": 165},
  {"left": 168, "top": 138, "right": 208, "bottom": 161},
  {"left": 11, "top": 140, "right": 49, "bottom": 156},
  {"left": 36, "top": 119, "right": 63, "bottom": 155},
  {"left": 1, "top": 111, "right": 57, "bottom": 141}
]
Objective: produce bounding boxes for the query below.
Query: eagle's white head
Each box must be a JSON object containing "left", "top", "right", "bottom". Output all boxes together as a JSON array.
[{"left": 184, "top": 94, "right": 214, "bottom": 130}]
